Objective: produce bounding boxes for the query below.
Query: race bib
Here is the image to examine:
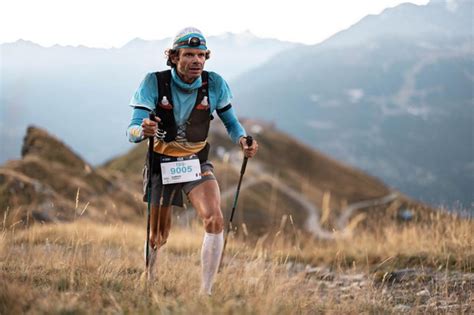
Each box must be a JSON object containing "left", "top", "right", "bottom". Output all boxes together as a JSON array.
[{"left": 160, "top": 155, "right": 202, "bottom": 185}]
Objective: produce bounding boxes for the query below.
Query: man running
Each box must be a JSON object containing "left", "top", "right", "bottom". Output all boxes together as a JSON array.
[{"left": 127, "top": 27, "right": 258, "bottom": 295}]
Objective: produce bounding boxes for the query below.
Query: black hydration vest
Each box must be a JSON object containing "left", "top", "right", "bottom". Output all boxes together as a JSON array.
[{"left": 153, "top": 70, "right": 212, "bottom": 163}]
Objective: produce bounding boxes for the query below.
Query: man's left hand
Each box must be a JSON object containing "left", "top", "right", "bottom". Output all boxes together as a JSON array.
[{"left": 239, "top": 137, "right": 259, "bottom": 158}]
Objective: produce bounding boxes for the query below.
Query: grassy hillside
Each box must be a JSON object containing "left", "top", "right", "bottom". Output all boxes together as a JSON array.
[
  {"left": 1, "top": 125, "right": 472, "bottom": 313},
  {"left": 105, "top": 121, "right": 390, "bottom": 201},
  {"left": 104, "top": 120, "right": 434, "bottom": 237},
  {"left": 0, "top": 215, "right": 472, "bottom": 314},
  {"left": 2, "top": 122, "right": 438, "bottom": 242}
]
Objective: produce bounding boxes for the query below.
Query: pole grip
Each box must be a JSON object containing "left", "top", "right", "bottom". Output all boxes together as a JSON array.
[
  {"left": 240, "top": 136, "right": 253, "bottom": 175},
  {"left": 149, "top": 112, "right": 157, "bottom": 135},
  {"left": 246, "top": 135, "right": 253, "bottom": 147}
]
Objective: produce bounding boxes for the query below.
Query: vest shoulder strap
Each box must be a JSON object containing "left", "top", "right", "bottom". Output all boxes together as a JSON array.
[
  {"left": 201, "top": 71, "right": 209, "bottom": 86},
  {"left": 155, "top": 70, "right": 172, "bottom": 106},
  {"left": 195, "top": 71, "right": 210, "bottom": 103}
]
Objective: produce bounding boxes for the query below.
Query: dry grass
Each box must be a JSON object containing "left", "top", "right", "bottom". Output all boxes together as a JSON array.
[
  {"left": 0, "top": 214, "right": 472, "bottom": 314},
  {"left": 291, "top": 214, "right": 474, "bottom": 272}
]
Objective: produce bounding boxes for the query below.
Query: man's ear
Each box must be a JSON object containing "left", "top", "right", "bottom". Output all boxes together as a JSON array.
[{"left": 171, "top": 52, "right": 180, "bottom": 65}]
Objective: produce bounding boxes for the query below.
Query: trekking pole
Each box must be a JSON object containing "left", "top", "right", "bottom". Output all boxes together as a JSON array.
[
  {"left": 219, "top": 136, "right": 253, "bottom": 272},
  {"left": 145, "top": 112, "right": 156, "bottom": 270}
]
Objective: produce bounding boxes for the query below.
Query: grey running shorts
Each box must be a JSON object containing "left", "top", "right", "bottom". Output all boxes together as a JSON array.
[{"left": 142, "top": 160, "right": 216, "bottom": 207}]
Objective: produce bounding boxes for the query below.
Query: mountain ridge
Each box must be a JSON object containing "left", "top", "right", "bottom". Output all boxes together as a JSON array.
[
  {"left": 230, "top": 0, "right": 473, "bottom": 208},
  {"left": 320, "top": 0, "right": 472, "bottom": 49},
  {"left": 0, "top": 124, "right": 434, "bottom": 236},
  {"left": 1, "top": 1, "right": 471, "bottom": 208}
]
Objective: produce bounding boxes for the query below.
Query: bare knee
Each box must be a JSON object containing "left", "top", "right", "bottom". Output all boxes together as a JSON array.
[{"left": 203, "top": 210, "right": 224, "bottom": 233}]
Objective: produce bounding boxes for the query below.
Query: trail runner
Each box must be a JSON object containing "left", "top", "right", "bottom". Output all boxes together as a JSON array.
[{"left": 127, "top": 27, "right": 258, "bottom": 295}]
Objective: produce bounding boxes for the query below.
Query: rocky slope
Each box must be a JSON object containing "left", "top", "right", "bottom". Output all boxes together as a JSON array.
[
  {"left": 0, "top": 126, "right": 143, "bottom": 225},
  {"left": 1, "top": 124, "right": 434, "bottom": 234}
]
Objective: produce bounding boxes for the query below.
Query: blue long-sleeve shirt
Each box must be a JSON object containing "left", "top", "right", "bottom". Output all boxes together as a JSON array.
[{"left": 127, "top": 69, "right": 246, "bottom": 144}]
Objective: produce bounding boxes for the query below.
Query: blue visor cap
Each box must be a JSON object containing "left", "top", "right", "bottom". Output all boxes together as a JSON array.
[{"left": 173, "top": 33, "right": 207, "bottom": 50}]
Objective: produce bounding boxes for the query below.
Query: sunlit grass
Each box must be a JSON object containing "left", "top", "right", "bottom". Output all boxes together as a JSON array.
[{"left": 0, "top": 214, "right": 472, "bottom": 314}]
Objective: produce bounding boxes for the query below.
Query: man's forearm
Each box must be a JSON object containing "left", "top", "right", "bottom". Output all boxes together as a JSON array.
[{"left": 217, "top": 106, "right": 246, "bottom": 143}]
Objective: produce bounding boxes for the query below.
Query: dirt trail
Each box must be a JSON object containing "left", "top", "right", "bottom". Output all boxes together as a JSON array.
[{"left": 220, "top": 150, "right": 398, "bottom": 239}]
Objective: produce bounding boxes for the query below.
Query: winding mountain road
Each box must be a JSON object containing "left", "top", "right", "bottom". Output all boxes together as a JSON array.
[{"left": 220, "top": 150, "right": 398, "bottom": 239}]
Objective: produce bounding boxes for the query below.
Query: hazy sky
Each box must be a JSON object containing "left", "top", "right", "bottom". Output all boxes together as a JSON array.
[{"left": 1, "top": 0, "right": 431, "bottom": 48}]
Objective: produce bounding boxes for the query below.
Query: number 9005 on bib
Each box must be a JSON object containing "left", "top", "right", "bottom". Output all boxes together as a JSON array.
[{"left": 160, "top": 155, "right": 202, "bottom": 185}]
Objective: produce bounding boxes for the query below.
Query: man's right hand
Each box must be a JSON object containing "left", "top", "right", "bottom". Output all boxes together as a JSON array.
[{"left": 141, "top": 116, "right": 162, "bottom": 137}]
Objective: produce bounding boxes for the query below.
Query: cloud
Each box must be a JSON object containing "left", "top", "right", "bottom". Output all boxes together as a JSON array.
[
  {"left": 346, "top": 88, "right": 364, "bottom": 103},
  {"left": 445, "top": 0, "right": 459, "bottom": 12},
  {"left": 309, "top": 94, "right": 321, "bottom": 103},
  {"left": 406, "top": 105, "right": 431, "bottom": 119},
  {"left": 308, "top": 94, "right": 342, "bottom": 107}
]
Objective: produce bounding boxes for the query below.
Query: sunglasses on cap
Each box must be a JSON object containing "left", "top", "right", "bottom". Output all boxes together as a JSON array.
[{"left": 175, "top": 36, "right": 206, "bottom": 48}]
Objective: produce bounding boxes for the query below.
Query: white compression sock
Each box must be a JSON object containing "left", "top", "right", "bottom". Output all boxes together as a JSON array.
[
  {"left": 200, "top": 231, "right": 224, "bottom": 295},
  {"left": 144, "top": 242, "right": 160, "bottom": 281}
]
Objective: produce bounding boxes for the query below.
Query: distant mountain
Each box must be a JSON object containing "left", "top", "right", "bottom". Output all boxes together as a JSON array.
[
  {"left": 321, "top": 0, "right": 472, "bottom": 48},
  {"left": 230, "top": 0, "right": 473, "bottom": 208},
  {"left": 0, "top": 32, "right": 300, "bottom": 165},
  {"left": 1, "top": 125, "right": 432, "bottom": 235},
  {"left": 2, "top": 1, "right": 472, "bottom": 209}
]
